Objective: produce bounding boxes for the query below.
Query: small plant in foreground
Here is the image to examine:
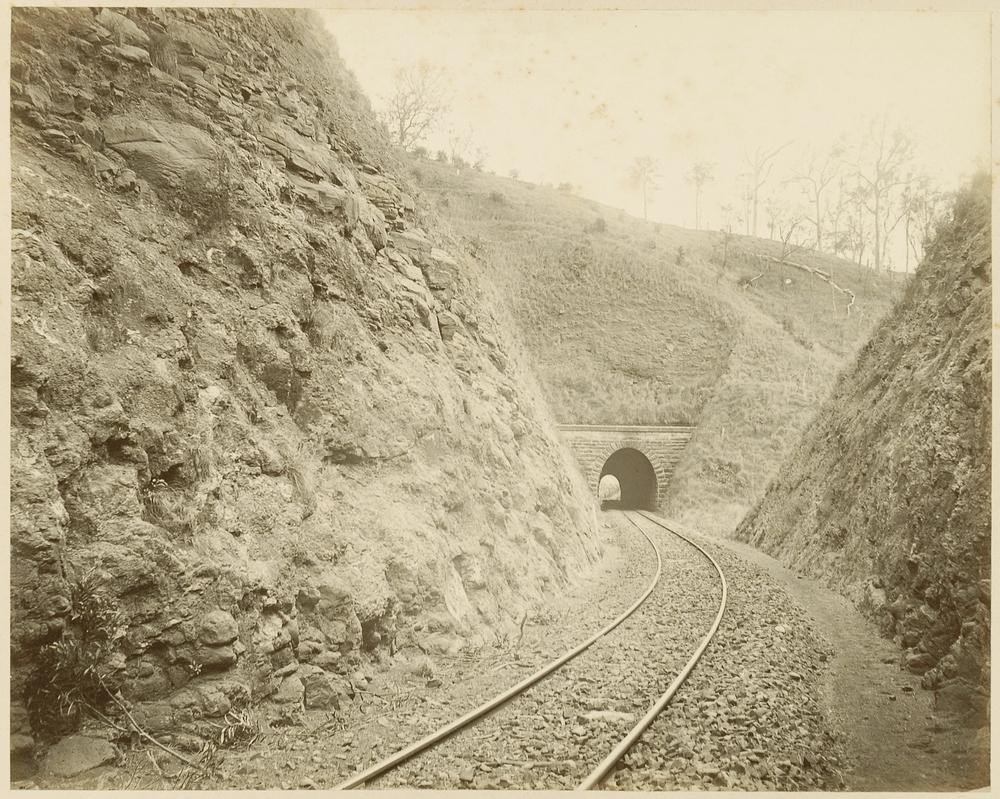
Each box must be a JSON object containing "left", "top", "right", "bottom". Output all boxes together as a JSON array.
[{"left": 24, "top": 572, "right": 127, "bottom": 738}]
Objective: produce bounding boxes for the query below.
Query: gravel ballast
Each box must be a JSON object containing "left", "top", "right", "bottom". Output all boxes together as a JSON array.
[
  {"left": 370, "top": 511, "right": 722, "bottom": 789},
  {"left": 605, "top": 515, "right": 848, "bottom": 790}
]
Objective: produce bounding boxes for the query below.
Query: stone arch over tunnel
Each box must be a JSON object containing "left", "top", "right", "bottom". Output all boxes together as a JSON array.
[{"left": 599, "top": 447, "right": 657, "bottom": 510}]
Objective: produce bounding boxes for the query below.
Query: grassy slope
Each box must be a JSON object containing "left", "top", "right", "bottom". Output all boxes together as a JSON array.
[{"left": 410, "top": 157, "right": 903, "bottom": 535}]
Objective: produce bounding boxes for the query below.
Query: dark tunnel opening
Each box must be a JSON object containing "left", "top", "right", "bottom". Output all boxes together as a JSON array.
[{"left": 599, "top": 447, "right": 657, "bottom": 510}]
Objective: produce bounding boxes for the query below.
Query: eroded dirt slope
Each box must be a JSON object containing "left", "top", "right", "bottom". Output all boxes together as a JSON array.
[
  {"left": 736, "top": 175, "right": 990, "bottom": 730},
  {"left": 9, "top": 7, "right": 601, "bottom": 774}
]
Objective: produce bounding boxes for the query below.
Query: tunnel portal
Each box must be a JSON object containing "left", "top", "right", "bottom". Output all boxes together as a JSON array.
[
  {"left": 599, "top": 447, "right": 658, "bottom": 510},
  {"left": 556, "top": 424, "right": 695, "bottom": 510}
]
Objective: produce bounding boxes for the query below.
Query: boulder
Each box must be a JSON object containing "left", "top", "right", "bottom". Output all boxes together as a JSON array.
[
  {"left": 95, "top": 9, "right": 150, "bottom": 48},
  {"left": 388, "top": 229, "right": 433, "bottom": 260},
  {"left": 271, "top": 674, "right": 304, "bottom": 705},
  {"left": 43, "top": 735, "right": 117, "bottom": 778},
  {"left": 195, "top": 643, "right": 237, "bottom": 669},
  {"left": 302, "top": 670, "right": 349, "bottom": 710},
  {"left": 107, "top": 45, "right": 151, "bottom": 65},
  {"left": 103, "top": 116, "right": 216, "bottom": 189},
  {"left": 198, "top": 609, "right": 238, "bottom": 646}
]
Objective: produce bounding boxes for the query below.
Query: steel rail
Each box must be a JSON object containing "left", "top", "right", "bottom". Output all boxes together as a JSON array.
[
  {"left": 577, "top": 510, "right": 728, "bottom": 790},
  {"left": 332, "top": 510, "right": 664, "bottom": 790}
]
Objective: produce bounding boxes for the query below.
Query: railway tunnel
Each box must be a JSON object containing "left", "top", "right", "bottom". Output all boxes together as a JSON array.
[
  {"left": 599, "top": 447, "right": 658, "bottom": 509},
  {"left": 556, "top": 424, "right": 695, "bottom": 510}
]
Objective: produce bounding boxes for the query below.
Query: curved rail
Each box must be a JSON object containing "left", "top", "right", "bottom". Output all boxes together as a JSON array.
[
  {"left": 333, "top": 510, "right": 663, "bottom": 790},
  {"left": 577, "top": 510, "right": 728, "bottom": 789}
]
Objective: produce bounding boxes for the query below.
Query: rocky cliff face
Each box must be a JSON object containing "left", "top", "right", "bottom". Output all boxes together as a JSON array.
[
  {"left": 736, "top": 175, "right": 990, "bottom": 727},
  {"left": 10, "top": 7, "right": 600, "bottom": 762}
]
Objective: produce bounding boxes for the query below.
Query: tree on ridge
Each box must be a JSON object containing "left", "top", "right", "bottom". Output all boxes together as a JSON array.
[
  {"left": 744, "top": 141, "right": 792, "bottom": 237},
  {"left": 382, "top": 61, "right": 449, "bottom": 151},
  {"left": 626, "top": 156, "right": 661, "bottom": 221},
  {"left": 686, "top": 161, "right": 715, "bottom": 230}
]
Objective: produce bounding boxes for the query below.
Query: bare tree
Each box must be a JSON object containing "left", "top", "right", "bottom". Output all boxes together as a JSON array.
[
  {"left": 626, "top": 157, "right": 661, "bottom": 221},
  {"left": 845, "top": 181, "right": 872, "bottom": 267},
  {"left": 789, "top": 143, "right": 842, "bottom": 251},
  {"left": 720, "top": 201, "right": 740, "bottom": 234},
  {"left": 762, "top": 194, "right": 784, "bottom": 240},
  {"left": 381, "top": 61, "right": 449, "bottom": 151},
  {"left": 903, "top": 180, "right": 947, "bottom": 272},
  {"left": 825, "top": 176, "right": 852, "bottom": 257},
  {"left": 744, "top": 141, "right": 792, "bottom": 236},
  {"left": 686, "top": 161, "right": 714, "bottom": 229},
  {"left": 447, "top": 125, "right": 475, "bottom": 169},
  {"left": 849, "top": 116, "right": 914, "bottom": 273},
  {"left": 776, "top": 216, "right": 809, "bottom": 263},
  {"left": 738, "top": 176, "right": 753, "bottom": 235},
  {"left": 763, "top": 195, "right": 808, "bottom": 249}
]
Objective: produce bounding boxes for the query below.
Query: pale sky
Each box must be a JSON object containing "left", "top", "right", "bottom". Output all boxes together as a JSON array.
[{"left": 321, "top": 9, "right": 990, "bottom": 237}]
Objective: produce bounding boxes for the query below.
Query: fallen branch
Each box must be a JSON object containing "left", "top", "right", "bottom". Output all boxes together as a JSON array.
[
  {"left": 516, "top": 611, "right": 529, "bottom": 646},
  {"left": 83, "top": 701, "right": 131, "bottom": 736},
  {"left": 758, "top": 254, "right": 857, "bottom": 316},
  {"left": 354, "top": 686, "right": 390, "bottom": 704},
  {"left": 105, "top": 689, "right": 205, "bottom": 771}
]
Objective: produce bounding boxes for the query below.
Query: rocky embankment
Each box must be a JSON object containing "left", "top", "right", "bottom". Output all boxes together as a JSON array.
[
  {"left": 10, "top": 7, "right": 602, "bottom": 778},
  {"left": 736, "top": 175, "right": 990, "bottom": 729}
]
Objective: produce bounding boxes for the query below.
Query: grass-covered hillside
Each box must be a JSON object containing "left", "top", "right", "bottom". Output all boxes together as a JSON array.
[{"left": 409, "top": 156, "right": 902, "bottom": 534}]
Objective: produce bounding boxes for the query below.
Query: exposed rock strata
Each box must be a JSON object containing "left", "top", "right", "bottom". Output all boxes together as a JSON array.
[
  {"left": 10, "top": 6, "right": 600, "bottom": 767},
  {"left": 736, "top": 176, "right": 990, "bottom": 727}
]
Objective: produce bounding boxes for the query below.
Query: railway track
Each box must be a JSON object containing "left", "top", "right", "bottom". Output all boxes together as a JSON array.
[{"left": 333, "top": 510, "right": 727, "bottom": 791}]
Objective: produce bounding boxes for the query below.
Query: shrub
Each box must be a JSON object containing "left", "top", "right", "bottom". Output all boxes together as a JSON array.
[
  {"left": 24, "top": 573, "right": 127, "bottom": 739},
  {"left": 675, "top": 245, "right": 687, "bottom": 267},
  {"left": 587, "top": 217, "right": 607, "bottom": 234},
  {"left": 488, "top": 190, "right": 505, "bottom": 205}
]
